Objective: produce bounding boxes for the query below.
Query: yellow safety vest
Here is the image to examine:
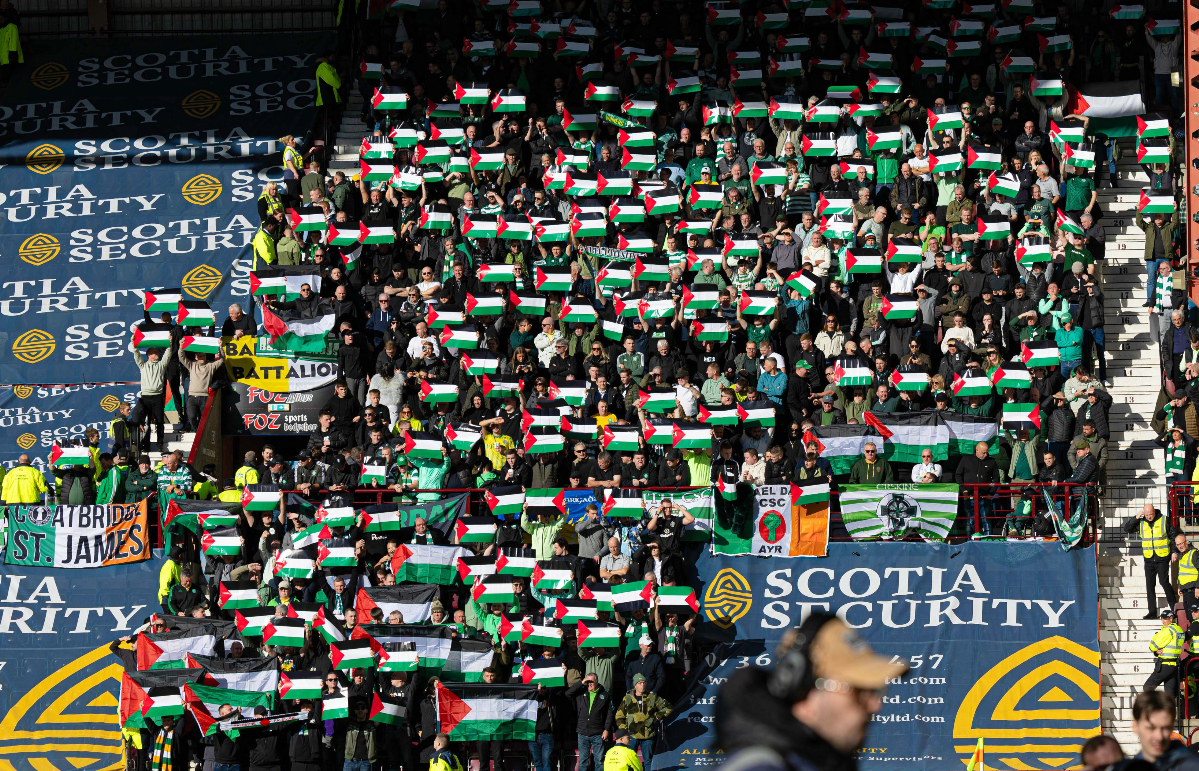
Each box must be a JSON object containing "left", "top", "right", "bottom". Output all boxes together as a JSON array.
[
  {"left": 1151, "top": 624, "right": 1183, "bottom": 663},
  {"left": 1181, "top": 549, "right": 1199, "bottom": 586},
  {"left": 234, "top": 465, "right": 259, "bottom": 489},
  {"left": 218, "top": 489, "right": 242, "bottom": 503},
  {"left": 283, "top": 145, "right": 303, "bottom": 176},
  {"left": 252, "top": 227, "right": 277, "bottom": 271},
  {"left": 430, "top": 751, "right": 464, "bottom": 771},
  {"left": 259, "top": 188, "right": 283, "bottom": 216},
  {"left": 315, "top": 62, "right": 342, "bottom": 107},
  {"left": 603, "top": 745, "right": 643, "bottom": 771},
  {"left": 1141, "top": 517, "right": 1170, "bottom": 559}
]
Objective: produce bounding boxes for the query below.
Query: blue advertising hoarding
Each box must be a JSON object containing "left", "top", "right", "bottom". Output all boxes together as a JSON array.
[
  {"left": 652, "top": 542, "right": 1100, "bottom": 771},
  {"left": 0, "top": 34, "right": 334, "bottom": 384},
  {"left": 0, "top": 551, "right": 166, "bottom": 771}
]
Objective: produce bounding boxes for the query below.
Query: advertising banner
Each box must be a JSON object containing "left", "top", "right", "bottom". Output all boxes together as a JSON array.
[
  {"left": 656, "top": 543, "right": 1100, "bottom": 771},
  {"left": 4, "top": 501, "right": 152, "bottom": 568},
  {"left": 0, "top": 34, "right": 334, "bottom": 385},
  {"left": 0, "top": 552, "right": 167, "bottom": 771},
  {"left": 0, "top": 384, "right": 140, "bottom": 483}
]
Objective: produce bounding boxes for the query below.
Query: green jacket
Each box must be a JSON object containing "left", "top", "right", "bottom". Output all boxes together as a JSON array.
[
  {"left": 97, "top": 465, "right": 128, "bottom": 504},
  {"left": 411, "top": 455, "right": 451, "bottom": 501},
  {"left": 276, "top": 235, "right": 304, "bottom": 265},
  {"left": 126, "top": 468, "right": 158, "bottom": 499},
  {"left": 521, "top": 510, "right": 564, "bottom": 560},
  {"left": 1137, "top": 210, "right": 1178, "bottom": 261},
  {"left": 343, "top": 721, "right": 377, "bottom": 761},
  {"left": 616, "top": 692, "right": 673, "bottom": 739},
  {"left": 848, "top": 459, "right": 893, "bottom": 484},
  {"left": 559, "top": 321, "right": 600, "bottom": 358}
]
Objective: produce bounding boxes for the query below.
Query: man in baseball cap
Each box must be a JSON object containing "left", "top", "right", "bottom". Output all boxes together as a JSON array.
[{"left": 715, "top": 613, "right": 908, "bottom": 769}]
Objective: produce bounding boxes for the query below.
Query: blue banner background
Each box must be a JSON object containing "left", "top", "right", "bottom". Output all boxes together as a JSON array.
[
  {"left": 0, "top": 384, "right": 140, "bottom": 483},
  {"left": 653, "top": 543, "right": 1100, "bottom": 771},
  {"left": 0, "top": 34, "right": 334, "bottom": 384},
  {"left": 0, "top": 551, "right": 166, "bottom": 771}
]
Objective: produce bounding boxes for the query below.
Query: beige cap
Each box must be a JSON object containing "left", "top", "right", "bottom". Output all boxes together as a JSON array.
[{"left": 807, "top": 619, "right": 909, "bottom": 689}]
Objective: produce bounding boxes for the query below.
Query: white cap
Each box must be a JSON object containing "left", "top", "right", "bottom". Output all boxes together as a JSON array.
[{"left": 638, "top": 635, "right": 653, "bottom": 646}]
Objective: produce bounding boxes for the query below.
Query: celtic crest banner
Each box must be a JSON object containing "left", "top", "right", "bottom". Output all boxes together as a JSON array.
[{"left": 839, "top": 484, "right": 960, "bottom": 541}]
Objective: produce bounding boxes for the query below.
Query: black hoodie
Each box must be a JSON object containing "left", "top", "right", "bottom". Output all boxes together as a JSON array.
[{"left": 715, "top": 667, "right": 856, "bottom": 771}]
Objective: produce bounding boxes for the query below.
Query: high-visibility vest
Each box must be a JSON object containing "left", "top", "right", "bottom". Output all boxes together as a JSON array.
[
  {"left": 234, "top": 465, "right": 259, "bottom": 489},
  {"left": 218, "top": 489, "right": 242, "bottom": 503},
  {"left": 252, "top": 227, "right": 277, "bottom": 271},
  {"left": 283, "top": 145, "right": 303, "bottom": 176},
  {"left": 1151, "top": 624, "right": 1183, "bottom": 663},
  {"left": 1141, "top": 517, "right": 1170, "bottom": 559},
  {"left": 603, "top": 745, "right": 643, "bottom": 771},
  {"left": 315, "top": 62, "right": 342, "bottom": 107},
  {"left": 1181, "top": 549, "right": 1199, "bottom": 586},
  {"left": 108, "top": 416, "right": 127, "bottom": 440},
  {"left": 259, "top": 188, "right": 283, "bottom": 216}
]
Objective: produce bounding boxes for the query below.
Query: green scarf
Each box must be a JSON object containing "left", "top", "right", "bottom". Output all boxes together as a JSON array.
[{"left": 150, "top": 728, "right": 172, "bottom": 771}]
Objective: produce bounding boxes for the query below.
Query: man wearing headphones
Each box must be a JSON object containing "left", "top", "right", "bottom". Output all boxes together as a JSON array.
[{"left": 714, "top": 613, "right": 908, "bottom": 771}]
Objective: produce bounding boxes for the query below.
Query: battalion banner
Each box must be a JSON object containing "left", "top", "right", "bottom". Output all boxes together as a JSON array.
[
  {"left": 670, "top": 543, "right": 1100, "bottom": 771},
  {"left": 0, "top": 34, "right": 333, "bottom": 384},
  {"left": 4, "top": 500, "right": 152, "bottom": 567},
  {"left": 0, "top": 551, "right": 167, "bottom": 771},
  {"left": 0, "top": 384, "right": 139, "bottom": 484}
]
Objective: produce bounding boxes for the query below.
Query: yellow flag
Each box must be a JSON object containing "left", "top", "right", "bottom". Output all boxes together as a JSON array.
[{"left": 965, "top": 738, "right": 984, "bottom": 771}]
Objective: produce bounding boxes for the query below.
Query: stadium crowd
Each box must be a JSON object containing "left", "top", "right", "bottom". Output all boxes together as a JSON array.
[{"left": 1, "top": 0, "right": 1188, "bottom": 770}]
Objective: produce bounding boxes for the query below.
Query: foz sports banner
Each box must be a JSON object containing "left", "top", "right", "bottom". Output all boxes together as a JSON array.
[
  {"left": 651, "top": 542, "right": 1099, "bottom": 771},
  {"left": 0, "top": 384, "right": 139, "bottom": 484},
  {"left": 0, "top": 552, "right": 166, "bottom": 771},
  {"left": 0, "top": 34, "right": 334, "bottom": 385}
]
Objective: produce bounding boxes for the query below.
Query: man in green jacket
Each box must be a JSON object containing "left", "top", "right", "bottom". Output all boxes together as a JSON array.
[
  {"left": 96, "top": 453, "right": 128, "bottom": 504},
  {"left": 125, "top": 456, "right": 158, "bottom": 502},
  {"left": 848, "top": 442, "right": 894, "bottom": 484},
  {"left": 1137, "top": 208, "right": 1178, "bottom": 307},
  {"left": 521, "top": 508, "right": 565, "bottom": 560}
]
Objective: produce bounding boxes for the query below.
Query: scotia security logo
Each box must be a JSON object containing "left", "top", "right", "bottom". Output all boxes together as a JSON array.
[
  {"left": 25, "top": 144, "right": 65, "bottom": 174},
  {"left": 182, "top": 174, "right": 222, "bottom": 205},
  {"left": 19, "top": 234, "right": 60, "bottom": 266},
  {"left": 29, "top": 62, "right": 69, "bottom": 91},
  {"left": 12, "top": 330, "right": 56, "bottom": 364}
]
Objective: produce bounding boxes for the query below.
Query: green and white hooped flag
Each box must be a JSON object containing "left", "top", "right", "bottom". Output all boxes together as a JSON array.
[{"left": 839, "top": 484, "right": 960, "bottom": 541}]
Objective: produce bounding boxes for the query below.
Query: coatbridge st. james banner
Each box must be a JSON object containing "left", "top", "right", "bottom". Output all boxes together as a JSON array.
[
  {"left": 0, "top": 34, "right": 334, "bottom": 384},
  {"left": 653, "top": 542, "right": 1099, "bottom": 771},
  {"left": 0, "top": 551, "right": 166, "bottom": 771}
]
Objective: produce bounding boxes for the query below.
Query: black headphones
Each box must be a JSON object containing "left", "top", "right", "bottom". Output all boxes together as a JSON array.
[{"left": 767, "top": 612, "right": 837, "bottom": 703}]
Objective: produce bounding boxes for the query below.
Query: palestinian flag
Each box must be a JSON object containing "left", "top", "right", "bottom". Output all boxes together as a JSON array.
[
  {"left": 621, "top": 149, "right": 656, "bottom": 172},
  {"left": 600, "top": 176, "right": 636, "bottom": 198},
  {"left": 369, "top": 693, "right": 407, "bottom": 725},
  {"left": 563, "top": 110, "right": 598, "bottom": 130},
  {"left": 398, "top": 430, "right": 445, "bottom": 460},
  {"left": 1056, "top": 209, "right": 1084, "bottom": 234},
  {"left": 740, "top": 290, "right": 775, "bottom": 315},
  {"left": 201, "top": 527, "right": 241, "bottom": 557},
  {"left": 912, "top": 56, "right": 948, "bottom": 73},
  {"left": 472, "top": 576, "right": 518, "bottom": 605},
  {"left": 577, "top": 621, "right": 622, "bottom": 647},
  {"left": 977, "top": 217, "right": 1011, "bottom": 240},
  {"left": 1030, "top": 75, "right": 1064, "bottom": 97},
  {"left": 1002, "top": 402, "right": 1042, "bottom": 431},
  {"left": 132, "top": 322, "right": 173, "bottom": 349},
  {"left": 263, "top": 617, "right": 307, "bottom": 648},
  {"left": 163, "top": 500, "right": 239, "bottom": 533},
  {"left": 947, "top": 39, "right": 982, "bottom": 57},
  {"left": 952, "top": 371, "right": 993, "bottom": 397},
  {"left": 1062, "top": 143, "right": 1095, "bottom": 168},
  {"left": 865, "top": 126, "right": 902, "bottom": 151},
  {"left": 1021, "top": 341, "right": 1061, "bottom": 367},
  {"left": 690, "top": 320, "right": 729, "bottom": 341},
  {"left": 804, "top": 425, "right": 886, "bottom": 475},
  {"left": 176, "top": 300, "right": 215, "bottom": 328},
  {"left": 688, "top": 183, "right": 724, "bottom": 210},
  {"left": 462, "top": 213, "right": 499, "bottom": 238},
  {"left": 584, "top": 83, "right": 621, "bottom": 102},
  {"left": 844, "top": 249, "right": 882, "bottom": 274},
  {"left": 421, "top": 377, "right": 462, "bottom": 403},
  {"left": 235, "top": 607, "right": 275, "bottom": 637},
  {"left": 141, "top": 686, "right": 186, "bottom": 721},
  {"left": 261, "top": 307, "right": 335, "bottom": 353},
  {"left": 632, "top": 257, "right": 671, "bottom": 282},
  {"left": 988, "top": 24, "right": 1021, "bottom": 43},
  {"left": 890, "top": 367, "right": 929, "bottom": 392},
  {"left": 522, "top": 407, "right": 561, "bottom": 430},
  {"left": 657, "top": 586, "right": 700, "bottom": 614},
  {"left": 279, "top": 671, "right": 324, "bottom": 700},
  {"left": 866, "top": 73, "right": 901, "bottom": 94},
  {"left": 274, "top": 550, "right": 315, "bottom": 579},
  {"left": 1138, "top": 114, "right": 1171, "bottom": 138},
  {"left": 1068, "top": 81, "right": 1144, "bottom": 118},
  {"left": 526, "top": 489, "right": 565, "bottom": 516},
  {"left": 360, "top": 139, "right": 394, "bottom": 159},
  {"left": 839, "top": 160, "right": 875, "bottom": 180},
  {"left": 454, "top": 82, "right": 489, "bottom": 104},
  {"left": 322, "top": 694, "right": 349, "bottom": 719},
  {"left": 833, "top": 357, "right": 872, "bottom": 386},
  {"left": 313, "top": 606, "right": 346, "bottom": 643},
  {"left": 847, "top": 103, "right": 883, "bottom": 119},
  {"left": 471, "top": 149, "right": 505, "bottom": 171},
  {"left": 554, "top": 599, "right": 600, "bottom": 622},
  {"left": 612, "top": 580, "right": 654, "bottom": 612},
  {"left": 816, "top": 194, "right": 853, "bottom": 216},
  {"left": 250, "top": 266, "right": 322, "bottom": 299},
  {"left": 372, "top": 89, "right": 408, "bottom": 110},
  {"left": 144, "top": 288, "right": 182, "bottom": 313},
  {"left": 495, "top": 547, "right": 537, "bottom": 577},
  {"left": 737, "top": 404, "right": 774, "bottom": 428},
  {"left": 992, "top": 362, "right": 1032, "bottom": 389},
  {"left": 801, "top": 134, "right": 837, "bottom": 156},
  {"left": 1049, "top": 120, "right": 1086, "bottom": 145},
  {"left": 524, "top": 429, "right": 566, "bottom": 454},
  {"left": 413, "top": 141, "right": 451, "bottom": 164},
  {"left": 455, "top": 517, "right": 497, "bottom": 545},
  {"left": 1016, "top": 239, "right": 1052, "bottom": 265},
  {"left": 180, "top": 335, "right": 220, "bottom": 355},
  {"left": 521, "top": 659, "right": 566, "bottom": 686},
  {"left": 532, "top": 563, "right": 574, "bottom": 591},
  {"left": 928, "top": 108, "right": 963, "bottom": 131},
  {"left": 361, "top": 159, "right": 395, "bottom": 182},
  {"left": 286, "top": 603, "right": 322, "bottom": 624},
  {"left": 880, "top": 293, "right": 918, "bottom": 321},
  {"left": 355, "top": 585, "right": 438, "bottom": 625},
  {"left": 1002, "top": 54, "right": 1036, "bottom": 73},
  {"left": 865, "top": 411, "right": 950, "bottom": 463},
  {"left": 579, "top": 583, "right": 613, "bottom": 611},
  {"left": 490, "top": 90, "right": 526, "bottom": 112},
  {"left": 927, "top": 151, "right": 963, "bottom": 172},
  {"left": 1139, "top": 190, "right": 1174, "bottom": 214},
  {"left": 482, "top": 375, "right": 525, "bottom": 396},
  {"left": 48, "top": 444, "right": 91, "bottom": 468},
  {"left": 377, "top": 645, "right": 419, "bottom": 674},
  {"left": 435, "top": 682, "right": 537, "bottom": 741},
  {"left": 392, "top": 544, "right": 470, "bottom": 585},
  {"left": 724, "top": 235, "right": 760, "bottom": 258},
  {"left": 967, "top": 144, "right": 1001, "bottom": 170},
  {"left": 318, "top": 539, "right": 357, "bottom": 568},
  {"left": 463, "top": 293, "right": 504, "bottom": 317},
  {"left": 699, "top": 404, "right": 740, "bottom": 426},
  {"left": 535, "top": 267, "right": 573, "bottom": 292},
  {"left": 316, "top": 505, "right": 356, "bottom": 528},
  {"left": 218, "top": 580, "right": 259, "bottom": 610},
  {"left": 1137, "top": 141, "right": 1171, "bottom": 164},
  {"left": 1037, "top": 34, "right": 1072, "bottom": 53},
  {"left": 750, "top": 162, "right": 787, "bottom": 187},
  {"left": 550, "top": 379, "right": 588, "bottom": 406},
  {"left": 601, "top": 425, "right": 640, "bottom": 452},
  {"left": 672, "top": 422, "right": 711, "bottom": 448},
  {"left": 441, "top": 638, "right": 495, "bottom": 681},
  {"left": 1148, "top": 18, "right": 1181, "bottom": 34},
  {"left": 638, "top": 387, "right": 678, "bottom": 413},
  {"left": 389, "top": 126, "right": 419, "bottom": 147},
  {"left": 804, "top": 101, "right": 841, "bottom": 122},
  {"left": 136, "top": 628, "right": 218, "bottom": 670},
  {"left": 485, "top": 486, "right": 526, "bottom": 516},
  {"left": 241, "top": 484, "right": 280, "bottom": 512},
  {"left": 561, "top": 299, "right": 598, "bottom": 323},
  {"left": 533, "top": 220, "right": 571, "bottom": 242},
  {"left": 620, "top": 98, "right": 657, "bottom": 117},
  {"left": 987, "top": 172, "right": 1020, "bottom": 197}
]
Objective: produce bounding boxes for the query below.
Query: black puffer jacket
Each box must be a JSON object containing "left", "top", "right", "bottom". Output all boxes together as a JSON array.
[{"left": 715, "top": 666, "right": 856, "bottom": 771}]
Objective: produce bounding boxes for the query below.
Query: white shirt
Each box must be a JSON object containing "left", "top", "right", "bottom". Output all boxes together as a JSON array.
[
  {"left": 911, "top": 462, "right": 943, "bottom": 482},
  {"left": 407, "top": 334, "right": 440, "bottom": 359},
  {"left": 884, "top": 261, "right": 923, "bottom": 294},
  {"left": 675, "top": 384, "right": 699, "bottom": 417}
]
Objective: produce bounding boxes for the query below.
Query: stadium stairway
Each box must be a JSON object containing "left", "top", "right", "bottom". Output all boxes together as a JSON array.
[
  {"left": 1096, "top": 138, "right": 1171, "bottom": 750},
  {"left": 331, "top": 89, "right": 369, "bottom": 177}
]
